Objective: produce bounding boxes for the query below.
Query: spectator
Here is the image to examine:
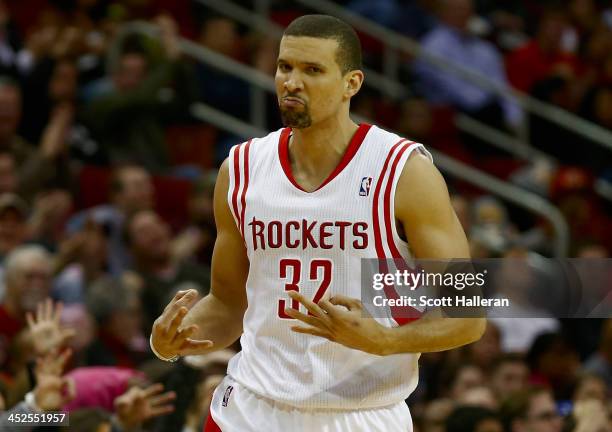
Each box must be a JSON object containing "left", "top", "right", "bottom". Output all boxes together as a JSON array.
[
  {"left": 172, "top": 171, "right": 217, "bottom": 267},
  {"left": 396, "top": 97, "right": 434, "bottom": 144},
  {"left": 526, "top": 332, "right": 580, "bottom": 400},
  {"left": 0, "top": 77, "right": 71, "bottom": 202},
  {"left": 124, "top": 209, "right": 210, "bottom": 330},
  {"left": 195, "top": 15, "right": 248, "bottom": 121},
  {"left": 579, "top": 24, "right": 612, "bottom": 85},
  {"left": 194, "top": 15, "right": 250, "bottom": 165},
  {"left": 0, "top": 193, "right": 28, "bottom": 262},
  {"left": 506, "top": 8, "right": 579, "bottom": 93},
  {"left": 413, "top": 0, "right": 521, "bottom": 130},
  {"left": 446, "top": 406, "right": 503, "bottom": 432},
  {"left": 27, "top": 189, "right": 73, "bottom": 251},
  {"left": 550, "top": 167, "right": 610, "bottom": 251},
  {"left": 20, "top": 58, "right": 104, "bottom": 165},
  {"left": 85, "top": 277, "right": 147, "bottom": 368},
  {"left": 438, "top": 363, "right": 485, "bottom": 400},
  {"left": 57, "top": 304, "right": 97, "bottom": 368},
  {"left": 476, "top": 0, "right": 530, "bottom": 52},
  {"left": 490, "top": 353, "right": 529, "bottom": 402},
  {"left": 463, "top": 322, "right": 502, "bottom": 373},
  {"left": 420, "top": 398, "right": 455, "bottom": 432},
  {"left": 0, "top": 151, "right": 17, "bottom": 194},
  {"left": 83, "top": 15, "right": 197, "bottom": 172},
  {"left": 67, "top": 164, "right": 154, "bottom": 276},
  {"left": 0, "top": 349, "right": 74, "bottom": 432},
  {"left": 469, "top": 196, "right": 518, "bottom": 257},
  {"left": 346, "top": 0, "right": 435, "bottom": 39},
  {"left": 500, "top": 386, "right": 563, "bottom": 432},
  {"left": 0, "top": 246, "right": 53, "bottom": 374},
  {"left": 53, "top": 219, "right": 109, "bottom": 304},
  {"left": 567, "top": 0, "right": 601, "bottom": 40},
  {"left": 488, "top": 250, "right": 561, "bottom": 353},
  {"left": 457, "top": 386, "right": 499, "bottom": 410}
]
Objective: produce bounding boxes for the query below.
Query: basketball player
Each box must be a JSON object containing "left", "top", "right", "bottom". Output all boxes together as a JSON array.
[{"left": 150, "top": 14, "right": 485, "bottom": 431}]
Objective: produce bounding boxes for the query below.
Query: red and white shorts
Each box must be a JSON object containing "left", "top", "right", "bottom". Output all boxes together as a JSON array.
[{"left": 204, "top": 375, "right": 413, "bottom": 432}]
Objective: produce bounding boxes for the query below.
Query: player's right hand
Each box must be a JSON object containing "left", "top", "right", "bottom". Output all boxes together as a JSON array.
[{"left": 151, "top": 289, "right": 214, "bottom": 359}]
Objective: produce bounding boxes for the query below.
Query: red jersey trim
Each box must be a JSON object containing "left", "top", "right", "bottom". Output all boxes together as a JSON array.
[
  {"left": 384, "top": 142, "right": 416, "bottom": 259},
  {"left": 278, "top": 123, "right": 372, "bottom": 193},
  {"left": 231, "top": 144, "right": 243, "bottom": 229},
  {"left": 372, "top": 140, "right": 421, "bottom": 326},
  {"left": 203, "top": 413, "right": 222, "bottom": 432},
  {"left": 239, "top": 140, "right": 252, "bottom": 239}
]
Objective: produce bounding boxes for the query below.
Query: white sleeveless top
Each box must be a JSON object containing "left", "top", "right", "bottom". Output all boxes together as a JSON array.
[{"left": 225, "top": 124, "right": 432, "bottom": 409}]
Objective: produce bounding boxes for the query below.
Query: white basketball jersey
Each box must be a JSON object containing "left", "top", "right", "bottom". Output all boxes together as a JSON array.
[{"left": 226, "top": 124, "right": 433, "bottom": 410}]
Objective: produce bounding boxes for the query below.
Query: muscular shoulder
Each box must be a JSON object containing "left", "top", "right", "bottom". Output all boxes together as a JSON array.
[
  {"left": 213, "top": 159, "right": 233, "bottom": 229},
  {"left": 394, "top": 151, "right": 453, "bottom": 227}
]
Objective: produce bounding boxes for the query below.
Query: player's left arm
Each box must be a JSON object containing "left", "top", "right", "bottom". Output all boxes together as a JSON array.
[
  {"left": 287, "top": 152, "right": 486, "bottom": 355},
  {"left": 376, "top": 151, "right": 486, "bottom": 354}
]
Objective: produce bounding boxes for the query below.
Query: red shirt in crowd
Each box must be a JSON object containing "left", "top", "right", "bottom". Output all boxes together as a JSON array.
[
  {"left": 506, "top": 40, "right": 579, "bottom": 92},
  {"left": 0, "top": 304, "right": 25, "bottom": 379}
]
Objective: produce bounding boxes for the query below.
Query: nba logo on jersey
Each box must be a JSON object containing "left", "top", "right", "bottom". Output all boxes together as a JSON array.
[
  {"left": 359, "top": 177, "right": 372, "bottom": 196},
  {"left": 222, "top": 385, "right": 234, "bottom": 407}
]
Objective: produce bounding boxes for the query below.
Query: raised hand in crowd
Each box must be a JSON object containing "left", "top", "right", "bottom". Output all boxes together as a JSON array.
[
  {"left": 573, "top": 399, "right": 610, "bottom": 432},
  {"left": 32, "top": 348, "right": 75, "bottom": 411},
  {"left": 114, "top": 383, "right": 175, "bottom": 429},
  {"left": 26, "top": 299, "right": 75, "bottom": 356},
  {"left": 28, "top": 189, "right": 72, "bottom": 241},
  {"left": 40, "top": 103, "right": 74, "bottom": 160}
]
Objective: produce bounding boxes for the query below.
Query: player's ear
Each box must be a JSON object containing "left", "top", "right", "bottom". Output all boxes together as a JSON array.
[{"left": 344, "top": 70, "right": 364, "bottom": 99}]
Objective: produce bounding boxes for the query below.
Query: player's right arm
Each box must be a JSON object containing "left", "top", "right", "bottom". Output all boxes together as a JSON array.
[{"left": 150, "top": 159, "right": 249, "bottom": 359}]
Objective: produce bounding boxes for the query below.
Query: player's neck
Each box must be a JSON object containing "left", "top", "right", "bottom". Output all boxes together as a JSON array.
[{"left": 289, "top": 117, "right": 359, "bottom": 183}]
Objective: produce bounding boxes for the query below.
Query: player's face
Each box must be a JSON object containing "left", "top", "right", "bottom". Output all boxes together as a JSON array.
[{"left": 275, "top": 36, "right": 347, "bottom": 128}]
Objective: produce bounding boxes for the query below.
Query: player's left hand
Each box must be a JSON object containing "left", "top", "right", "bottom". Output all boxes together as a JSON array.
[{"left": 285, "top": 291, "right": 389, "bottom": 356}]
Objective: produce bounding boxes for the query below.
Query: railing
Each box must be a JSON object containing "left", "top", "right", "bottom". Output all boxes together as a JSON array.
[{"left": 108, "top": 21, "right": 570, "bottom": 257}]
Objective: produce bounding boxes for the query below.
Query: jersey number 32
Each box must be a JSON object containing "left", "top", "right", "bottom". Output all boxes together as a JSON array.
[{"left": 278, "top": 258, "right": 333, "bottom": 319}]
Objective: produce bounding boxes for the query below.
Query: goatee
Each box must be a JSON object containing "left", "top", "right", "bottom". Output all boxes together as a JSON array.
[{"left": 280, "top": 108, "right": 312, "bottom": 129}]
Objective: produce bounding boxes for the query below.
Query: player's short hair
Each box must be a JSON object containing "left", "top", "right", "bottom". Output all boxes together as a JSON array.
[{"left": 283, "top": 14, "right": 362, "bottom": 75}]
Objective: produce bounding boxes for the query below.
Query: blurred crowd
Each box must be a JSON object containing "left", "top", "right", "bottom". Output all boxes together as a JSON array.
[{"left": 0, "top": 0, "right": 610, "bottom": 431}]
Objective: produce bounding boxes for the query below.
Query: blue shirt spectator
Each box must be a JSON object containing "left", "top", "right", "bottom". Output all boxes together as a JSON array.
[{"left": 413, "top": 0, "right": 521, "bottom": 126}]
